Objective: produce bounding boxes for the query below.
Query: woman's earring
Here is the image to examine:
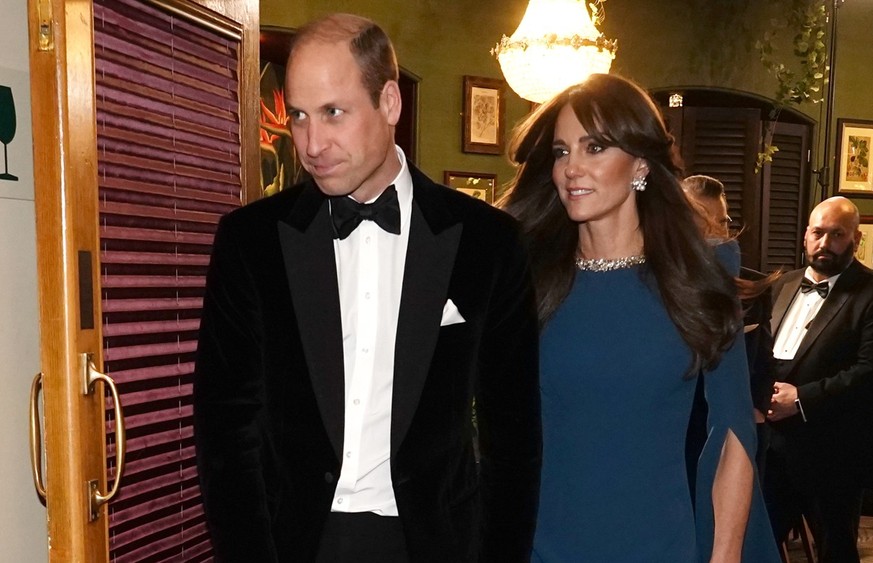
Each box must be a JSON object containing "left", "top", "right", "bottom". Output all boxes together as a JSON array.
[{"left": 631, "top": 177, "right": 647, "bottom": 192}]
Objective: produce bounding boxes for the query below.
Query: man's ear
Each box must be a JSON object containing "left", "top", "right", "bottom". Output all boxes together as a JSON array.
[
  {"left": 854, "top": 228, "right": 863, "bottom": 252},
  {"left": 380, "top": 80, "right": 402, "bottom": 126}
]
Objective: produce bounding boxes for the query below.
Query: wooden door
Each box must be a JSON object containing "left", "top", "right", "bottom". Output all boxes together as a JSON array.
[
  {"left": 664, "top": 102, "right": 812, "bottom": 272},
  {"left": 672, "top": 106, "right": 763, "bottom": 267},
  {"left": 28, "top": 0, "right": 259, "bottom": 560},
  {"left": 759, "top": 121, "right": 811, "bottom": 272}
]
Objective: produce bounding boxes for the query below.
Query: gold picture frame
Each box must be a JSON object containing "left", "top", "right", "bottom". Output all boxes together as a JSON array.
[
  {"left": 835, "top": 118, "right": 873, "bottom": 197},
  {"left": 444, "top": 170, "right": 497, "bottom": 204},
  {"left": 462, "top": 76, "right": 506, "bottom": 155},
  {"left": 856, "top": 216, "right": 873, "bottom": 268}
]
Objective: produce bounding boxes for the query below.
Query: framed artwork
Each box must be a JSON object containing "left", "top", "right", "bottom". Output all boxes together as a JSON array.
[
  {"left": 444, "top": 170, "right": 497, "bottom": 204},
  {"left": 856, "top": 217, "right": 873, "bottom": 268},
  {"left": 260, "top": 27, "right": 304, "bottom": 196},
  {"left": 835, "top": 118, "right": 873, "bottom": 197},
  {"left": 462, "top": 76, "right": 506, "bottom": 155}
]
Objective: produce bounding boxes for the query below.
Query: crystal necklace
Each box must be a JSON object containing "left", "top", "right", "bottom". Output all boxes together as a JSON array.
[{"left": 574, "top": 254, "right": 646, "bottom": 272}]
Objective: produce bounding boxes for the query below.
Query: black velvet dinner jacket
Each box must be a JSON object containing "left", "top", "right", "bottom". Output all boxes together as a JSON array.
[
  {"left": 769, "top": 259, "right": 873, "bottom": 482},
  {"left": 193, "top": 164, "right": 542, "bottom": 562}
]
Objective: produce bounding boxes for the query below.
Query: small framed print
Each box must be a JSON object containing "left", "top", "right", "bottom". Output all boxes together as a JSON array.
[
  {"left": 462, "top": 76, "right": 506, "bottom": 155},
  {"left": 835, "top": 118, "right": 873, "bottom": 197},
  {"left": 856, "top": 217, "right": 873, "bottom": 268},
  {"left": 444, "top": 170, "right": 496, "bottom": 204}
]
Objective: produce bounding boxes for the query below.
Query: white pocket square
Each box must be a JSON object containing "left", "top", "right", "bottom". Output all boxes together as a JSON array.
[{"left": 440, "top": 298, "right": 466, "bottom": 326}]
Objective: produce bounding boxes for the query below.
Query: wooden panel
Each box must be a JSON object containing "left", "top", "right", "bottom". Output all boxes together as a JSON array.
[
  {"left": 29, "top": 0, "right": 110, "bottom": 558},
  {"left": 679, "top": 107, "right": 763, "bottom": 268},
  {"left": 761, "top": 122, "right": 810, "bottom": 272}
]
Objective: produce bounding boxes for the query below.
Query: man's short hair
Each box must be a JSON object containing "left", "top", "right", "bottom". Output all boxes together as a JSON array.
[{"left": 288, "top": 13, "right": 399, "bottom": 108}]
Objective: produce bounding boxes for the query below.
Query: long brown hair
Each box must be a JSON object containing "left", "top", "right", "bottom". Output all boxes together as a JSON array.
[
  {"left": 500, "top": 74, "right": 741, "bottom": 374},
  {"left": 682, "top": 174, "right": 781, "bottom": 300}
]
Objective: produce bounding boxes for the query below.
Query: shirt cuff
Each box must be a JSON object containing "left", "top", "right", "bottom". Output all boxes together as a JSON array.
[{"left": 794, "top": 398, "right": 808, "bottom": 422}]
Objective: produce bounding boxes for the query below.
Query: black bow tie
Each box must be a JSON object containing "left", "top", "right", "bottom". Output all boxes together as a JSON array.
[
  {"left": 800, "top": 278, "right": 829, "bottom": 299},
  {"left": 330, "top": 185, "right": 401, "bottom": 240}
]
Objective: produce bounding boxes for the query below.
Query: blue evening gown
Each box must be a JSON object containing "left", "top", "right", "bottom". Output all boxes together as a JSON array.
[{"left": 532, "top": 248, "right": 780, "bottom": 562}]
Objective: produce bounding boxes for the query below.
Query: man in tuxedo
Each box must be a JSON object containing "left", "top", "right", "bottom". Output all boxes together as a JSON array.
[
  {"left": 764, "top": 196, "right": 873, "bottom": 563},
  {"left": 193, "top": 13, "right": 541, "bottom": 563}
]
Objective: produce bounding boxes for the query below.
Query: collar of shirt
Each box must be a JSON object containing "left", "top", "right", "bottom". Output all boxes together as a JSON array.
[{"left": 391, "top": 145, "right": 413, "bottom": 232}]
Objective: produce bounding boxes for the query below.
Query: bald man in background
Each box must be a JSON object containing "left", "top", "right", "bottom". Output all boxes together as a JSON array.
[{"left": 764, "top": 196, "right": 873, "bottom": 562}]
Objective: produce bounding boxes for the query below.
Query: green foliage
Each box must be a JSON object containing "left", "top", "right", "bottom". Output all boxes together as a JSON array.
[
  {"left": 754, "top": 0, "right": 829, "bottom": 172},
  {"left": 755, "top": 144, "right": 780, "bottom": 173}
]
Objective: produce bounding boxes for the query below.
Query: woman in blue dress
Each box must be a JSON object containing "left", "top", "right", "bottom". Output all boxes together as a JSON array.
[{"left": 500, "top": 74, "right": 780, "bottom": 562}]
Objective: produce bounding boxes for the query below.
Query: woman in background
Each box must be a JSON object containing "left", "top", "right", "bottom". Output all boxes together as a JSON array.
[
  {"left": 500, "top": 74, "right": 779, "bottom": 562},
  {"left": 682, "top": 174, "right": 779, "bottom": 480}
]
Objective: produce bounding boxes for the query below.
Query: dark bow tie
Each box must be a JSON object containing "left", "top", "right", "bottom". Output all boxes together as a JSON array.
[
  {"left": 330, "top": 185, "right": 401, "bottom": 240},
  {"left": 800, "top": 277, "right": 829, "bottom": 299}
]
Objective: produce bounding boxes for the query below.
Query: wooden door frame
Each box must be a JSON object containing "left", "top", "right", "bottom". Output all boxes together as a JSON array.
[
  {"left": 29, "top": 0, "right": 106, "bottom": 558},
  {"left": 27, "top": 0, "right": 259, "bottom": 560}
]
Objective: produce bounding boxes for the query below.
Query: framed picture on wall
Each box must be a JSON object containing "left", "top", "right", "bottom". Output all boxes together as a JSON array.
[
  {"left": 462, "top": 76, "right": 505, "bottom": 155},
  {"left": 856, "top": 217, "right": 873, "bottom": 268},
  {"left": 835, "top": 118, "right": 873, "bottom": 197},
  {"left": 260, "top": 26, "right": 304, "bottom": 196},
  {"left": 444, "top": 170, "right": 496, "bottom": 204}
]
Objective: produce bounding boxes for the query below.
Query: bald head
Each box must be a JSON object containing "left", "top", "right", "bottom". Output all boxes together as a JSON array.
[
  {"left": 804, "top": 196, "right": 861, "bottom": 279},
  {"left": 809, "top": 196, "right": 860, "bottom": 231}
]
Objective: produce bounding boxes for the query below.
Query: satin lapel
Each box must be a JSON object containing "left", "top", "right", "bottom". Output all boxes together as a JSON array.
[
  {"left": 793, "top": 263, "right": 860, "bottom": 363},
  {"left": 793, "top": 290, "right": 850, "bottom": 362},
  {"left": 771, "top": 271, "right": 803, "bottom": 336},
  {"left": 277, "top": 185, "right": 345, "bottom": 459},
  {"left": 391, "top": 198, "right": 462, "bottom": 457}
]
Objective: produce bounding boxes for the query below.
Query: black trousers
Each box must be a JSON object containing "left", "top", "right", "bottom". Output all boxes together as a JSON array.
[
  {"left": 763, "top": 447, "right": 863, "bottom": 563},
  {"left": 315, "top": 511, "right": 410, "bottom": 563}
]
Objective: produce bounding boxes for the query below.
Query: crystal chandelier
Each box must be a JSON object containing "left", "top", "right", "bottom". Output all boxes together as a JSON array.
[{"left": 492, "top": 0, "right": 617, "bottom": 104}]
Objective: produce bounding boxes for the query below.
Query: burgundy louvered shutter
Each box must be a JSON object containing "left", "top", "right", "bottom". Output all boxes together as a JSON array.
[{"left": 94, "top": 0, "right": 243, "bottom": 560}]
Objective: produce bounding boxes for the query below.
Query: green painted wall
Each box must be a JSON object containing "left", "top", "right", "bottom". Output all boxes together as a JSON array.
[
  {"left": 828, "top": 1, "right": 873, "bottom": 215},
  {"left": 261, "top": 0, "right": 873, "bottom": 211},
  {"left": 261, "top": 0, "right": 531, "bottom": 192},
  {"left": 603, "top": 1, "right": 776, "bottom": 95},
  {"left": 602, "top": 0, "right": 873, "bottom": 214}
]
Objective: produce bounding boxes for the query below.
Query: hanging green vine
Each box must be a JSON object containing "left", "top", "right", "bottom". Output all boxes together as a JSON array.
[{"left": 754, "top": 0, "right": 829, "bottom": 172}]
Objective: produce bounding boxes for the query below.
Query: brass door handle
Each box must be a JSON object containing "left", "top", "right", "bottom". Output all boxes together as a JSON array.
[
  {"left": 29, "top": 372, "right": 46, "bottom": 503},
  {"left": 80, "top": 353, "right": 127, "bottom": 521}
]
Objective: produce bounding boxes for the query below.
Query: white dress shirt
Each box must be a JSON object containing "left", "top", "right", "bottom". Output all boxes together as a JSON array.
[
  {"left": 329, "top": 146, "right": 412, "bottom": 516},
  {"left": 773, "top": 267, "right": 841, "bottom": 360}
]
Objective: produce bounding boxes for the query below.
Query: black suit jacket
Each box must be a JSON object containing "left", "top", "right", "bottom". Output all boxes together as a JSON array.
[
  {"left": 193, "top": 165, "right": 542, "bottom": 562},
  {"left": 741, "top": 266, "right": 776, "bottom": 414},
  {"left": 769, "top": 259, "right": 873, "bottom": 483}
]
